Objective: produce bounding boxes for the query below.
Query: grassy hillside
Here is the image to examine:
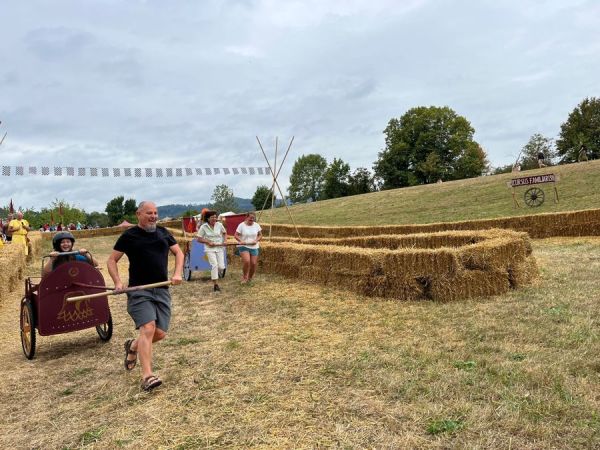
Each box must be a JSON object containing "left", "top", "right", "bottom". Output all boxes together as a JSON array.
[{"left": 261, "top": 160, "right": 600, "bottom": 226}]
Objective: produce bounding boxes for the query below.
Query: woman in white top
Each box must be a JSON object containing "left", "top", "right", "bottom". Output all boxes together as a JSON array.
[
  {"left": 196, "top": 210, "right": 227, "bottom": 292},
  {"left": 234, "top": 212, "right": 262, "bottom": 283}
]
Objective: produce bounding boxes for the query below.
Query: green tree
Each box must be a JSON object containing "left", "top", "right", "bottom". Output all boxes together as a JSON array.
[
  {"left": 32, "top": 199, "right": 87, "bottom": 228},
  {"left": 520, "top": 134, "right": 555, "bottom": 170},
  {"left": 86, "top": 211, "right": 110, "bottom": 228},
  {"left": 321, "top": 158, "right": 350, "bottom": 200},
  {"left": 416, "top": 152, "right": 444, "bottom": 184},
  {"left": 210, "top": 184, "right": 239, "bottom": 213},
  {"left": 288, "top": 154, "right": 327, "bottom": 203},
  {"left": 105, "top": 196, "right": 136, "bottom": 226},
  {"left": 454, "top": 144, "right": 490, "bottom": 179},
  {"left": 373, "top": 106, "right": 488, "bottom": 189},
  {"left": 347, "top": 167, "right": 376, "bottom": 196},
  {"left": 556, "top": 97, "right": 600, "bottom": 162},
  {"left": 252, "top": 185, "right": 274, "bottom": 211},
  {"left": 123, "top": 198, "right": 138, "bottom": 223}
]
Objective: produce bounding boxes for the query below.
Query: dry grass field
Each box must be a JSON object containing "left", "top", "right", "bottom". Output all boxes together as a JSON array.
[{"left": 1, "top": 234, "right": 600, "bottom": 449}]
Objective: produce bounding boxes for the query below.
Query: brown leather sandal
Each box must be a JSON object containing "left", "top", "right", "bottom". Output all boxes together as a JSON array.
[
  {"left": 124, "top": 339, "right": 137, "bottom": 371},
  {"left": 141, "top": 375, "right": 162, "bottom": 391}
]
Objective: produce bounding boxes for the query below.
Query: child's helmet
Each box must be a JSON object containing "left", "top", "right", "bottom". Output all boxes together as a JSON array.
[{"left": 52, "top": 231, "right": 75, "bottom": 251}]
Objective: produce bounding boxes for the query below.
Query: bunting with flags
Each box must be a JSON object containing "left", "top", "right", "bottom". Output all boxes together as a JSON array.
[{"left": 0, "top": 166, "right": 270, "bottom": 178}]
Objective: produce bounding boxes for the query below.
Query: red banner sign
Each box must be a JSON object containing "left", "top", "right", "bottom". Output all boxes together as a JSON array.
[{"left": 510, "top": 173, "right": 556, "bottom": 187}]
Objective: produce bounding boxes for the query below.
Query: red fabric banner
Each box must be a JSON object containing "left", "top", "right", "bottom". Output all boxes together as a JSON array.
[{"left": 182, "top": 217, "right": 197, "bottom": 233}]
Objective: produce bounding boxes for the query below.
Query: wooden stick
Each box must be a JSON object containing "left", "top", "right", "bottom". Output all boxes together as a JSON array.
[
  {"left": 269, "top": 136, "right": 278, "bottom": 240},
  {"left": 72, "top": 282, "right": 115, "bottom": 290},
  {"left": 67, "top": 280, "right": 173, "bottom": 302},
  {"left": 195, "top": 240, "right": 246, "bottom": 246},
  {"left": 256, "top": 136, "right": 294, "bottom": 223},
  {"left": 257, "top": 138, "right": 301, "bottom": 239}
]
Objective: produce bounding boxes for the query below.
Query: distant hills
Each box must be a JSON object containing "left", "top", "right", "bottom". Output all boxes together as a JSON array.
[{"left": 157, "top": 197, "right": 253, "bottom": 218}]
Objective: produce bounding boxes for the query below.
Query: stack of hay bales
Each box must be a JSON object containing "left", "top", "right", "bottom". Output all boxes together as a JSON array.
[
  {"left": 263, "top": 207, "right": 600, "bottom": 239},
  {"left": 159, "top": 219, "right": 182, "bottom": 229},
  {"left": 0, "top": 232, "right": 42, "bottom": 302},
  {"left": 256, "top": 229, "right": 537, "bottom": 302}
]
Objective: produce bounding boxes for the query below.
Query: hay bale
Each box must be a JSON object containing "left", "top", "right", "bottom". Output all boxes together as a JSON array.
[
  {"left": 256, "top": 228, "right": 537, "bottom": 302},
  {"left": 178, "top": 228, "right": 538, "bottom": 302},
  {"left": 508, "top": 256, "right": 539, "bottom": 288},
  {"left": 263, "top": 208, "right": 600, "bottom": 239},
  {"left": 429, "top": 270, "right": 511, "bottom": 302},
  {"left": 0, "top": 244, "right": 27, "bottom": 302}
]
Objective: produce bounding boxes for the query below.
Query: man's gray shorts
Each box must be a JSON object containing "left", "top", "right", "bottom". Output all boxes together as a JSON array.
[{"left": 127, "top": 288, "right": 172, "bottom": 332}]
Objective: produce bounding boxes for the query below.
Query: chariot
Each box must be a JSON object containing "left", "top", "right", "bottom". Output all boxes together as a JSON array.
[{"left": 20, "top": 251, "right": 112, "bottom": 359}]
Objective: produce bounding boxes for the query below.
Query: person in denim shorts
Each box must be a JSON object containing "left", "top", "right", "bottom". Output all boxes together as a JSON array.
[{"left": 234, "top": 212, "right": 262, "bottom": 283}]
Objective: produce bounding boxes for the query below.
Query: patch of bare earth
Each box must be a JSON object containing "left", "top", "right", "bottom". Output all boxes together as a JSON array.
[{"left": 0, "top": 236, "right": 599, "bottom": 448}]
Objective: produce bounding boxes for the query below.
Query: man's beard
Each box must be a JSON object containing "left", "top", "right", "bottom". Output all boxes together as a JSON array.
[{"left": 143, "top": 224, "right": 157, "bottom": 232}]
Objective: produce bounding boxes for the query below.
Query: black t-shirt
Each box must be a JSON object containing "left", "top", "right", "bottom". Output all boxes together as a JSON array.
[{"left": 114, "top": 226, "right": 177, "bottom": 287}]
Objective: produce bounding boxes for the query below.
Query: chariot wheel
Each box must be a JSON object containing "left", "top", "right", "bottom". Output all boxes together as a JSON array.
[
  {"left": 20, "top": 299, "right": 36, "bottom": 360},
  {"left": 524, "top": 187, "right": 545, "bottom": 207},
  {"left": 183, "top": 252, "right": 191, "bottom": 281},
  {"left": 96, "top": 313, "right": 113, "bottom": 341}
]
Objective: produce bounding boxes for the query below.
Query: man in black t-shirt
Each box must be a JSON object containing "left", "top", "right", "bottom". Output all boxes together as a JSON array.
[{"left": 107, "top": 201, "right": 184, "bottom": 391}]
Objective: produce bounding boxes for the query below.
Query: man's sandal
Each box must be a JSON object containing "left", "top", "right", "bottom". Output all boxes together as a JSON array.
[
  {"left": 141, "top": 375, "right": 162, "bottom": 392},
  {"left": 124, "top": 339, "right": 137, "bottom": 371}
]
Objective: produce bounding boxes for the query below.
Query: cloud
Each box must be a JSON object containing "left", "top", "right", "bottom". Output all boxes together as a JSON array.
[{"left": 24, "top": 26, "right": 95, "bottom": 61}]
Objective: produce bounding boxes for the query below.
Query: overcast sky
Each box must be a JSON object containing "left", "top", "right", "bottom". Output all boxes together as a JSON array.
[{"left": 1, "top": 0, "right": 599, "bottom": 212}]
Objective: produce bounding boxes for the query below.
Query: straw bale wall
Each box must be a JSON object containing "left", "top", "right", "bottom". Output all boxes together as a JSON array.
[
  {"left": 252, "top": 229, "right": 537, "bottom": 301},
  {"left": 166, "top": 227, "right": 186, "bottom": 237},
  {"left": 269, "top": 231, "right": 489, "bottom": 250},
  {"left": 262, "top": 207, "right": 600, "bottom": 239},
  {"left": 160, "top": 219, "right": 181, "bottom": 229},
  {"left": 0, "top": 232, "right": 42, "bottom": 303}
]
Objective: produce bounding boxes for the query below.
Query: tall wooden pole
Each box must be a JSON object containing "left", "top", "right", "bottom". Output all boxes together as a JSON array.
[
  {"left": 256, "top": 136, "right": 294, "bottom": 222},
  {"left": 268, "top": 137, "right": 278, "bottom": 240},
  {"left": 256, "top": 137, "right": 301, "bottom": 239}
]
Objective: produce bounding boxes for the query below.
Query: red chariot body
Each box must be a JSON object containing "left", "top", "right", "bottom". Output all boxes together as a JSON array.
[{"left": 20, "top": 254, "right": 113, "bottom": 359}]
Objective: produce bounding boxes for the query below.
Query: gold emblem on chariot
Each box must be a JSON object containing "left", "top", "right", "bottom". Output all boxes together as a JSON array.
[
  {"left": 68, "top": 267, "right": 79, "bottom": 277},
  {"left": 58, "top": 291, "right": 94, "bottom": 323}
]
